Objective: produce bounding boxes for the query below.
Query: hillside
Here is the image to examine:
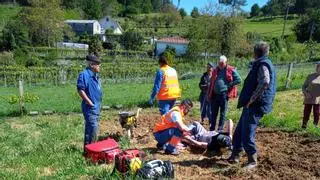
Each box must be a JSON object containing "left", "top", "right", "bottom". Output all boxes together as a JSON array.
[
  {"left": 0, "top": 4, "right": 21, "bottom": 33},
  {"left": 0, "top": 4, "right": 298, "bottom": 39},
  {"left": 244, "top": 16, "right": 297, "bottom": 37}
]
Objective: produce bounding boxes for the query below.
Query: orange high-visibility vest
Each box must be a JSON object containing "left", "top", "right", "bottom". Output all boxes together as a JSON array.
[
  {"left": 157, "top": 65, "right": 181, "bottom": 100},
  {"left": 153, "top": 106, "right": 184, "bottom": 133}
]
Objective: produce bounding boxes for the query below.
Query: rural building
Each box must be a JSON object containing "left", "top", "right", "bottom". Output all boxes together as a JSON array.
[
  {"left": 155, "top": 36, "right": 189, "bottom": 56},
  {"left": 65, "top": 20, "right": 101, "bottom": 36},
  {"left": 98, "top": 16, "right": 123, "bottom": 35}
]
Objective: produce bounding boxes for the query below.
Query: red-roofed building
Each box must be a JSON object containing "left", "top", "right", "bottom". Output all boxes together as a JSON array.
[{"left": 155, "top": 36, "right": 189, "bottom": 56}]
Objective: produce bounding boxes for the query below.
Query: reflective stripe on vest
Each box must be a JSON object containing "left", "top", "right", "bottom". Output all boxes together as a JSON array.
[
  {"left": 153, "top": 106, "right": 184, "bottom": 133},
  {"left": 157, "top": 65, "right": 181, "bottom": 100}
]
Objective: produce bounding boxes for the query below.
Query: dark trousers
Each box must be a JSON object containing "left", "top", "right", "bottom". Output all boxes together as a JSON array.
[
  {"left": 199, "top": 93, "right": 212, "bottom": 121},
  {"left": 232, "top": 107, "right": 264, "bottom": 155},
  {"left": 210, "top": 93, "right": 228, "bottom": 131},
  {"left": 303, "top": 104, "right": 320, "bottom": 127}
]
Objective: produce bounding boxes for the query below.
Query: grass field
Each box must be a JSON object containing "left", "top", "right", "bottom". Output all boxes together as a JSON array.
[
  {"left": 0, "top": 63, "right": 314, "bottom": 117},
  {"left": 243, "top": 16, "right": 297, "bottom": 37}
]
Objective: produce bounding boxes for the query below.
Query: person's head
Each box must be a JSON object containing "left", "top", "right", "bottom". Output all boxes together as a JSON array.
[
  {"left": 180, "top": 99, "right": 193, "bottom": 115},
  {"left": 316, "top": 62, "right": 320, "bottom": 74},
  {"left": 207, "top": 62, "right": 214, "bottom": 73},
  {"left": 254, "top": 41, "right": 270, "bottom": 60},
  {"left": 158, "top": 55, "right": 168, "bottom": 66},
  {"left": 86, "top": 55, "right": 101, "bottom": 73},
  {"left": 218, "top": 55, "right": 227, "bottom": 69}
]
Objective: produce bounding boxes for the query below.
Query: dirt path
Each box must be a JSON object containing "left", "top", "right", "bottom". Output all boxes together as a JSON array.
[{"left": 100, "top": 111, "right": 320, "bottom": 180}]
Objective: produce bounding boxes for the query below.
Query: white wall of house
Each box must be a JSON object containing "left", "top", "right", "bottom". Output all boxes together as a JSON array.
[
  {"left": 65, "top": 20, "right": 101, "bottom": 35},
  {"left": 99, "top": 16, "right": 123, "bottom": 35},
  {"left": 156, "top": 42, "right": 188, "bottom": 56},
  {"left": 92, "top": 21, "right": 101, "bottom": 34}
]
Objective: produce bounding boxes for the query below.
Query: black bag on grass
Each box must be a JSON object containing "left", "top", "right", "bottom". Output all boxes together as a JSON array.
[{"left": 136, "top": 160, "right": 174, "bottom": 179}]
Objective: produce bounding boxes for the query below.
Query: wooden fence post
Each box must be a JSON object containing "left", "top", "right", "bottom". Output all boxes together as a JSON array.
[
  {"left": 19, "top": 80, "right": 25, "bottom": 115},
  {"left": 285, "top": 62, "right": 293, "bottom": 89}
]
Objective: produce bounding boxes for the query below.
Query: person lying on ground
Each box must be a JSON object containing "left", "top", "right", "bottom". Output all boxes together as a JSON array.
[{"left": 181, "top": 120, "right": 233, "bottom": 153}]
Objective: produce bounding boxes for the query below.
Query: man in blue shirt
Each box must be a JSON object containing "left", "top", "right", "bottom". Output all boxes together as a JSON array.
[{"left": 77, "top": 55, "right": 103, "bottom": 152}]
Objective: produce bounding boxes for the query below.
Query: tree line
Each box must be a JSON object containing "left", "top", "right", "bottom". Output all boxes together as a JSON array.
[{"left": 0, "top": 0, "right": 176, "bottom": 18}]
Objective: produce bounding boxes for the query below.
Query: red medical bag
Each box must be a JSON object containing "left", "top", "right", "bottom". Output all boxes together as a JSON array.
[
  {"left": 85, "top": 138, "right": 120, "bottom": 163},
  {"left": 115, "top": 149, "right": 145, "bottom": 173}
]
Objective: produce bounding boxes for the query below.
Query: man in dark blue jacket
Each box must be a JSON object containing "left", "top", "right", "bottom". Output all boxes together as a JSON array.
[
  {"left": 77, "top": 55, "right": 103, "bottom": 153},
  {"left": 228, "top": 41, "right": 277, "bottom": 170}
]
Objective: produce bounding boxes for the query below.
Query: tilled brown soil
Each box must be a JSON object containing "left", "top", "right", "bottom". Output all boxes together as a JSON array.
[{"left": 100, "top": 110, "right": 320, "bottom": 180}]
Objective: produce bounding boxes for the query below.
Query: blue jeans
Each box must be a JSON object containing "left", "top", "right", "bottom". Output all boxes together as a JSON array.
[
  {"left": 158, "top": 100, "right": 176, "bottom": 115},
  {"left": 199, "top": 93, "right": 212, "bottom": 121},
  {"left": 232, "top": 107, "right": 264, "bottom": 155},
  {"left": 154, "top": 128, "right": 182, "bottom": 153},
  {"left": 82, "top": 105, "right": 100, "bottom": 147},
  {"left": 210, "top": 93, "right": 228, "bottom": 131}
]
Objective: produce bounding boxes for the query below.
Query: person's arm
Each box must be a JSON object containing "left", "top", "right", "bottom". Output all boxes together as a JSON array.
[
  {"left": 150, "top": 70, "right": 163, "bottom": 102},
  {"left": 247, "top": 65, "right": 270, "bottom": 107},
  {"left": 302, "top": 75, "right": 310, "bottom": 96},
  {"left": 199, "top": 73, "right": 207, "bottom": 91},
  {"left": 78, "top": 90, "right": 94, "bottom": 107},
  {"left": 77, "top": 73, "right": 94, "bottom": 106},
  {"left": 228, "top": 69, "right": 241, "bottom": 88},
  {"left": 182, "top": 135, "right": 208, "bottom": 149}
]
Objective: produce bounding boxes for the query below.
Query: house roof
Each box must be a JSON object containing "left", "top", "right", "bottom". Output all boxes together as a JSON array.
[
  {"left": 157, "top": 36, "right": 189, "bottom": 44},
  {"left": 65, "top": 20, "right": 98, "bottom": 24}
]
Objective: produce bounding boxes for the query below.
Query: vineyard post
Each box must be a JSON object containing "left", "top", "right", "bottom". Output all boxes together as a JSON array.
[
  {"left": 19, "top": 79, "right": 25, "bottom": 115},
  {"left": 28, "top": 71, "right": 31, "bottom": 87},
  {"left": 285, "top": 62, "right": 293, "bottom": 89}
]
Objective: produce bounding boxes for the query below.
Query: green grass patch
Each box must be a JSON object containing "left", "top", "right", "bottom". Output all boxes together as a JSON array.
[{"left": 244, "top": 16, "right": 297, "bottom": 37}]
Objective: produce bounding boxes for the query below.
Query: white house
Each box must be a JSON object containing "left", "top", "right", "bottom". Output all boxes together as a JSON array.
[
  {"left": 65, "top": 20, "right": 101, "bottom": 36},
  {"left": 155, "top": 36, "right": 189, "bottom": 56},
  {"left": 98, "top": 16, "right": 123, "bottom": 35}
]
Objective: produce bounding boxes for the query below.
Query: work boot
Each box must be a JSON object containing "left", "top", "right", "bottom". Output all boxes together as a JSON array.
[
  {"left": 165, "top": 149, "right": 179, "bottom": 155},
  {"left": 227, "top": 152, "right": 240, "bottom": 164},
  {"left": 243, "top": 153, "right": 258, "bottom": 170},
  {"left": 156, "top": 143, "right": 164, "bottom": 150}
]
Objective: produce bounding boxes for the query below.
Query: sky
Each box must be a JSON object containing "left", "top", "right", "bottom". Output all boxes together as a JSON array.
[{"left": 172, "top": 0, "right": 269, "bottom": 14}]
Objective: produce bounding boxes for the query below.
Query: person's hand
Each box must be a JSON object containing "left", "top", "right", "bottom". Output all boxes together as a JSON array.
[
  {"left": 246, "top": 101, "right": 252, "bottom": 108},
  {"left": 199, "top": 142, "right": 208, "bottom": 149},
  {"left": 87, "top": 101, "right": 94, "bottom": 107}
]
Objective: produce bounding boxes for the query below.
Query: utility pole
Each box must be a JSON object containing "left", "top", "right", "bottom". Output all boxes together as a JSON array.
[{"left": 281, "top": 0, "right": 294, "bottom": 40}]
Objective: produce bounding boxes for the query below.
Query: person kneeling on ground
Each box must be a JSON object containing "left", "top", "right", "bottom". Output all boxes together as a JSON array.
[
  {"left": 182, "top": 120, "right": 233, "bottom": 153},
  {"left": 153, "top": 99, "right": 193, "bottom": 155}
]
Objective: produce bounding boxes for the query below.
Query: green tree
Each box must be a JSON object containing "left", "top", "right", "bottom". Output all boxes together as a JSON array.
[
  {"left": 151, "top": 0, "right": 161, "bottom": 12},
  {"left": 62, "top": 0, "right": 83, "bottom": 9},
  {"left": 219, "top": 0, "right": 247, "bottom": 16},
  {"left": 179, "top": 8, "right": 187, "bottom": 19},
  {"left": 102, "top": 0, "right": 123, "bottom": 16},
  {"left": 20, "top": 0, "right": 69, "bottom": 47},
  {"left": 191, "top": 7, "right": 200, "bottom": 18},
  {"left": 88, "top": 35, "right": 103, "bottom": 57},
  {"left": 121, "top": 29, "right": 144, "bottom": 50},
  {"left": 83, "top": 0, "right": 102, "bottom": 19},
  {"left": 2, "top": 18, "right": 29, "bottom": 51},
  {"left": 294, "top": 9, "right": 320, "bottom": 42},
  {"left": 250, "top": 3, "right": 260, "bottom": 17},
  {"left": 141, "top": 0, "right": 153, "bottom": 13}
]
